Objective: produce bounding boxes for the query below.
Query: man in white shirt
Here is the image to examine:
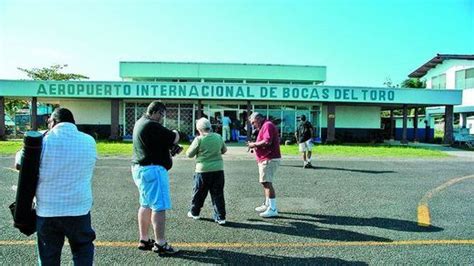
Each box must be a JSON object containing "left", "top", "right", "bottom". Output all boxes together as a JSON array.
[{"left": 34, "top": 108, "right": 97, "bottom": 265}]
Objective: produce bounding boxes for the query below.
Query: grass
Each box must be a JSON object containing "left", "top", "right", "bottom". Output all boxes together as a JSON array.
[
  {"left": 280, "top": 144, "right": 448, "bottom": 157},
  {"left": 0, "top": 140, "right": 23, "bottom": 155},
  {"left": 96, "top": 141, "right": 133, "bottom": 157},
  {"left": 0, "top": 140, "right": 449, "bottom": 157}
]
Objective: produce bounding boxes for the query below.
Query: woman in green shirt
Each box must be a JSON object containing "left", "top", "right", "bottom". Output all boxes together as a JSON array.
[{"left": 186, "top": 118, "right": 227, "bottom": 225}]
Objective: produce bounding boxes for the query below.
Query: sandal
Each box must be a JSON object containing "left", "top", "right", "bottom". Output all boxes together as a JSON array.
[
  {"left": 137, "top": 239, "right": 155, "bottom": 251},
  {"left": 152, "top": 242, "right": 179, "bottom": 255}
]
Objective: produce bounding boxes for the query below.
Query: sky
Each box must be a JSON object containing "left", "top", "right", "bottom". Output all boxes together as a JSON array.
[{"left": 0, "top": 0, "right": 473, "bottom": 87}]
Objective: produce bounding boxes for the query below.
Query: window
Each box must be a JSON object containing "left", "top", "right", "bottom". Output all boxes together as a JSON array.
[
  {"left": 431, "top": 74, "right": 446, "bottom": 89},
  {"left": 455, "top": 68, "right": 474, "bottom": 89}
]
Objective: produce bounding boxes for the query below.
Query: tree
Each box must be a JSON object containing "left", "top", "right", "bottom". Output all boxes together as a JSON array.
[
  {"left": 17, "top": 64, "right": 89, "bottom": 81},
  {"left": 3, "top": 99, "right": 28, "bottom": 136},
  {"left": 4, "top": 64, "right": 89, "bottom": 136},
  {"left": 381, "top": 77, "right": 427, "bottom": 117},
  {"left": 383, "top": 77, "right": 399, "bottom": 88},
  {"left": 401, "top": 78, "right": 425, "bottom": 89}
]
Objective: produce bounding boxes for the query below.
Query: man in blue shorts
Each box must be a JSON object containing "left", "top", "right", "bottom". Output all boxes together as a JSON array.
[{"left": 131, "top": 101, "right": 180, "bottom": 255}]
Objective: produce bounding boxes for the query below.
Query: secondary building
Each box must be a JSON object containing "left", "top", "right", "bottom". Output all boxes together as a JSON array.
[
  {"left": 0, "top": 61, "right": 463, "bottom": 143},
  {"left": 409, "top": 54, "right": 474, "bottom": 133}
]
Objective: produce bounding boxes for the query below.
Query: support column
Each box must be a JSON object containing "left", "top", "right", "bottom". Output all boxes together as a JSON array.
[
  {"left": 246, "top": 100, "right": 252, "bottom": 141},
  {"left": 401, "top": 105, "right": 408, "bottom": 144},
  {"left": 460, "top": 113, "right": 467, "bottom": 128},
  {"left": 326, "top": 103, "right": 336, "bottom": 143},
  {"left": 31, "top": 97, "right": 37, "bottom": 131},
  {"left": 413, "top": 108, "right": 419, "bottom": 142},
  {"left": 197, "top": 100, "right": 203, "bottom": 118},
  {"left": 109, "top": 99, "right": 120, "bottom": 140},
  {"left": 443, "top": 105, "right": 454, "bottom": 145},
  {"left": 0, "top": 97, "right": 5, "bottom": 140},
  {"left": 424, "top": 114, "right": 431, "bottom": 142},
  {"left": 389, "top": 109, "right": 395, "bottom": 140}
]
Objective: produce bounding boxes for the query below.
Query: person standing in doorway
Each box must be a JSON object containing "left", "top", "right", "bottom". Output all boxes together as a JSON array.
[
  {"left": 221, "top": 115, "right": 232, "bottom": 142},
  {"left": 295, "top": 115, "right": 315, "bottom": 168},
  {"left": 131, "top": 101, "right": 180, "bottom": 255},
  {"left": 186, "top": 117, "right": 227, "bottom": 225},
  {"left": 247, "top": 112, "right": 281, "bottom": 218},
  {"left": 232, "top": 119, "right": 241, "bottom": 142}
]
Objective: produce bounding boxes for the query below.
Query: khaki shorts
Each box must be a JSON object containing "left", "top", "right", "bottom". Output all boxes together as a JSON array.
[
  {"left": 298, "top": 139, "right": 314, "bottom": 152},
  {"left": 258, "top": 159, "right": 281, "bottom": 183}
]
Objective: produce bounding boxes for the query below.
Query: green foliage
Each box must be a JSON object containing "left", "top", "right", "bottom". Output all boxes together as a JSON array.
[
  {"left": 401, "top": 78, "right": 425, "bottom": 89},
  {"left": 434, "top": 129, "right": 444, "bottom": 138},
  {"left": 383, "top": 77, "right": 399, "bottom": 88},
  {"left": 17, "top": 64, "right": 89, "bottom": 81},
  {"left": 4, "top": 99, "right": 27, "bottom": 117}
]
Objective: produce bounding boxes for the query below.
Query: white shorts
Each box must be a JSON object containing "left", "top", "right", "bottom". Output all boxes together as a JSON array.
[
  {"left": 298, "top": 139, "right": 313, "bottom": 152},
  {"left": 258, "top": 159, "right": 280, "bottom": 183}
]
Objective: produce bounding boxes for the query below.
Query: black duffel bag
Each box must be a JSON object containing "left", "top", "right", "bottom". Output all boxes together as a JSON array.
[{"left": 10, "top": 131, "right": 43, "bottom": 236}]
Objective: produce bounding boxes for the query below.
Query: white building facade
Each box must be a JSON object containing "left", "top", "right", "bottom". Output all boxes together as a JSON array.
[{"left": 409, "top": 54, "right": 474, "bottom": 135}]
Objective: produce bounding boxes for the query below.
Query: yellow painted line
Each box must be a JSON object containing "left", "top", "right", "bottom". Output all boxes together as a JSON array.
[
  {"left": 1, "top": 240, "right": 473, "bottom": 248},
  {"left": 417, "top": 204, "right": 430, "bottom": 227},
  {"left": 417, "top": 175, "right": 474, "bottom": 227}
]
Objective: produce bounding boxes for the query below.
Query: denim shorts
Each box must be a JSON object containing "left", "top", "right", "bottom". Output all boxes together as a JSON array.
[{"left": 131, "top": 165, "right": 172, "bottom": 211}]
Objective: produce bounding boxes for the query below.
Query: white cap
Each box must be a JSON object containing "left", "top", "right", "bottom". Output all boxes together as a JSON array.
[
  {"left": 249, "top": 112, "right": 262, "bottom": 121},
  {"left": 196, "top": 117, "right": 211, "bottom": 131}
]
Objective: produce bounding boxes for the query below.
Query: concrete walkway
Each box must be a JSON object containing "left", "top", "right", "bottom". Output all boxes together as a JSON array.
[{"left": 384, "top": 140, "right": 474, "bottom": 160}]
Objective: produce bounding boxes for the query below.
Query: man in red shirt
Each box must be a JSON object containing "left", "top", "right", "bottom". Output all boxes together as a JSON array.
[{"left": 247, "top": 112, "right": 281, "bottom": 218}]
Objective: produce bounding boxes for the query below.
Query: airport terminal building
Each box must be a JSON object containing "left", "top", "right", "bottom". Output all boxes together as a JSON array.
[{"left": 0, "top": 62, "right": 463, "bottom": 143}]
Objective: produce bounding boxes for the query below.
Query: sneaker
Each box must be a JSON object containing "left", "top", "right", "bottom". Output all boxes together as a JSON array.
[
  {"left": 215, "top": 219, "right": 226, "bottom": 225},
  {"left": 137, "top": 239, "right": 155, "bottom": 251},
  {"left": 255, "top": 204, "right": 268, "bottom": 212},
  {"left": 187, "top": 211, "right": 200, "bottom": 220},
  {"left": 304, "top": 162, "right": 313, "bottom": 169},
  {"left": 259, "top": 207, "right": 278, "bottom": 218},
  {"left": 152, "top": 242, "right": 179, "bottom": 256}
]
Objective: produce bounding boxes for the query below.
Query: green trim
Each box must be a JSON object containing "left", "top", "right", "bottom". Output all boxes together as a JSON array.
[
  {"left": 119, "top": 62, "right": 326, "bottom": 83},
  {"left": 427, "top": 105, "right": 474, "bottom": 114},
  {"left": 0, "top": 80, "right": 462, "bottom": 105}
]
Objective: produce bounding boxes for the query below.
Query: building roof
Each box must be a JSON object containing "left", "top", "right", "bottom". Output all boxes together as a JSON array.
[
  {"left": 408, "top": 54, "right": 474, "bottom": 78},
  {"left": 119, "top": 61, "right": 326, "bottom": 84}
]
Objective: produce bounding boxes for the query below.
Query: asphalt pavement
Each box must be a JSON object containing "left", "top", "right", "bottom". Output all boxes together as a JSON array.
[{"left": 0, "top": 150, "right": 473, "bottom": 264}]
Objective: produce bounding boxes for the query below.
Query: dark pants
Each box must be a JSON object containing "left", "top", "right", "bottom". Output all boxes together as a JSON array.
[
  {"left": 190, "top": 171, "right": 226, "bottom": 220},
  {"left": 36, "top": 213, "right": 95, "bottom": 266}
]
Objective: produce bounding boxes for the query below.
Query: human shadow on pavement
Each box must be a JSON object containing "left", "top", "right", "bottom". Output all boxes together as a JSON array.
[
  {"left": 279, "top": 212, "right": 443, "bottom": 232},
  {"left": 177, "top": 249, "right": 368, "bottom": 265},
  {"left": 197, "top": 218, "right": 391, "bottom": 242},
  {"left": 282, "top": 164, "right": 396, "bottom": 174}
]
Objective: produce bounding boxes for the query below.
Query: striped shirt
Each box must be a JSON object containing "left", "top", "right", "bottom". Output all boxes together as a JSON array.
[{"left": 36, "top": 122, "right": 97, "bottom": 217}]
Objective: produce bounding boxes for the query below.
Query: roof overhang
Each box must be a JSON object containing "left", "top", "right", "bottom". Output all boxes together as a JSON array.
[{"left": 408, "top": 54, "right": 474, "bottom": 78}]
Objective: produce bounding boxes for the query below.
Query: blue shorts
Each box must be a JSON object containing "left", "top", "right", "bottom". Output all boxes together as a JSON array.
[{"left": 131, "top": 165, "right": 172, "bottom": 211}]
